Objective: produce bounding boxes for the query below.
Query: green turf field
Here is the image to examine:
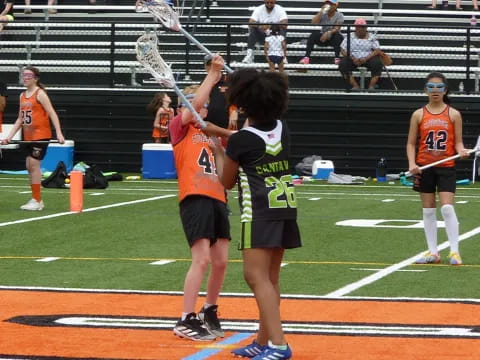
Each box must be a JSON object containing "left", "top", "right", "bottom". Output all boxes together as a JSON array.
[{"left": 1, "top": 175, "right": 479, "bottom": 299}]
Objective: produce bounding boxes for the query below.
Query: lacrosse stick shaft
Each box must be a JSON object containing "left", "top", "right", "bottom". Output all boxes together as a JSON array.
[
  {"left": 473, "top": 155, "right": 478, "bottom": 184},
  {"left": 178, "top": 27, "right": 233, "bottom": 73},
  {"left": 383, "top": 65, "right": 398, "bottom": 91},
  {"left": 9, "top": 140, "right": 60, "bottom": 144},
  {"left": 404, "top": 148, "right": 477, "bottom": 177},
  {"left": 174, "top": 84, "right": 207, "bottom": 129}
]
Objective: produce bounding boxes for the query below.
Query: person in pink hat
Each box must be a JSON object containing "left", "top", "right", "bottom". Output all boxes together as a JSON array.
[
  {"left": 338, "top": 17, "right": 383, "bottom": 90},
  {"left": 299, "top": 0, "right": 344, "bottom": 66}
]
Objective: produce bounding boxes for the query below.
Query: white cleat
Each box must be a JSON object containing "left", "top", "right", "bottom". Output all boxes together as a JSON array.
[{"left": 20, "top": 199, "right": 45, "bottom": 211}]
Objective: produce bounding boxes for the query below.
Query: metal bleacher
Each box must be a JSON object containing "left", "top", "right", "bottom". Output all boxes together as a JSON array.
[{"left": 1, "top": 0, "right": 480, "bottom": 93}]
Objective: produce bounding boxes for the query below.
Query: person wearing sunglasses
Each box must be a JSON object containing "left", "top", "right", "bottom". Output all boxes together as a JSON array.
[{"left": 406, "top": 72, "right": 470, "bottom": 266}]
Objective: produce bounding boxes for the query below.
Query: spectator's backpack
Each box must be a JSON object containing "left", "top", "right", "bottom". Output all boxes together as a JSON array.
[{"left": 41, "top": 161, "right": 68, "bottom": 188}]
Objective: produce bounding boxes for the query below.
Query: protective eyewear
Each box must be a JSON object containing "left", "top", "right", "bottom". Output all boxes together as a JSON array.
[
  {"left": 426, "top": 82, "right": 446, "bottom": 93},
  {"left": 22, "top": 73, "right": 36, "bottom": 79}
]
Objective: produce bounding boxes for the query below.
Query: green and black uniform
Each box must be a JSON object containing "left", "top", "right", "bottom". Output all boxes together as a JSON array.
[{"left": 226, "top": 120, "right": 301, "bottom": 249}]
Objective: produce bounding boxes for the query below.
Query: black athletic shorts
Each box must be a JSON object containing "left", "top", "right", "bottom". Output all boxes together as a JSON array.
[
  {"left": 179, "top": 195, "right": 231, "bottom": 248},
  {"left": 239, "top": 219, "right": 302, "bottom": 250},
  {"left": 413, "top": 166, "right": 456, "bottom": 193},
  {"left": 23, "top": 139, "right": 50, "bottom": 160}
]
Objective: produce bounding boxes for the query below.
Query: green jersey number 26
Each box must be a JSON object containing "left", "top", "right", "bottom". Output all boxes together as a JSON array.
[{"left": 265, "top": 175, "right": 297, "bottom": 209}]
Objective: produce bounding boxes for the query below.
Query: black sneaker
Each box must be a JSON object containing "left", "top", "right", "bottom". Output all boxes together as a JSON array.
[
  {"left": 198, "top": 305, "right": 224, "bottom": 338},
  {"left": 173, "top": 312, "right": 216, "bottom": 341}
]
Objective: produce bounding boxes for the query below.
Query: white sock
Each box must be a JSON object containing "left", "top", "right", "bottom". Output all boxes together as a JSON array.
[
  {"left": 423, "top": 208, "right": 438, "bottom": 254},
  {"left": 203, "top": 303, "right": 214, "bottom": 310},
  {"left": 181, "top": 312, "right": 192, "bottom": 321},
  {"left": 246, "top": 48, "right": 253, "bottom": 56},
  {"left": 268, "top": 340, "right": 288, "bottom": 350},
  {"left": 441, "top": 204, "right": 459, "bottom": 253}
]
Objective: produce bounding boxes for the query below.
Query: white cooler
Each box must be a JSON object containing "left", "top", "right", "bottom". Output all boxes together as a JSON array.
[{"left": 312, "top": 160, "right": 334, "bottom": 180}]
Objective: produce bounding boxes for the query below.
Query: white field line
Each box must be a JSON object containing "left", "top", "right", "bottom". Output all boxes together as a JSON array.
[
  {"left": 327, "top": 226, "right": 480, "bottom": 298},
  {"left": 36, "top": 257, "right": 61, "bottom": 262},
  {"left": 3, "top": 285, "right": 480, "bottom": 304},
  {"left": 350, "top": 268, "right": 427, "bottom": 272},
  {"left": 0, "top": 195, "right": 175, "bottom": 228},
  {"left": 150, "top": 260, "right": 176, "bottom": 265}
]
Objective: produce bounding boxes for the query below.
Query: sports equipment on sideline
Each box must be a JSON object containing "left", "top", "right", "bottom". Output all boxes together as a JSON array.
[
  {"left": 135, "top": 0, "right": 233, "bottom": 73},
  {"left": 136, "top": 32, "right": 206, "bottom": 129}
]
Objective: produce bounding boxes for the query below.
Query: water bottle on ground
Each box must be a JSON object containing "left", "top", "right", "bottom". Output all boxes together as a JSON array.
[
  {"left": 459, "top": 81, "right": 464, "bottom": 92},
  {"left": 376, "top": 158, "right": 387, "bottom": 182}
]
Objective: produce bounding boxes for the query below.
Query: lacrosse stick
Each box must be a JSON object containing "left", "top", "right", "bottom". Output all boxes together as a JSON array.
[
  {"left": 472, "top": 135, "right": 480, "bottom": 183},
  {"left": 136, "top": 32, "right": 206, "bottom": 129},
  {"left": 383, "top": 65, "right": 398, "bottom": 91},
  {"left": 136, "top": 0, "right": 233, "bottom": 73},
  {"left": 399, "top": 138, "right": 480, "bottom": 185},
  {"left": 7, "top": 140, "right": 60, "bottom": 144}
]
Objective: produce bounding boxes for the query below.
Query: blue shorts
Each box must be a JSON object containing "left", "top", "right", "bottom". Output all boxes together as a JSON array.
[{"left": 268, "top": 55, "right": 284, "bottom": 64}]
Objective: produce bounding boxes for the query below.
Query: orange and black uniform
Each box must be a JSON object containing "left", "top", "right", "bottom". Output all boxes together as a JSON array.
[
  {"left": 170, "top": 113, "right": 230, "bottom": 246},
  {"left": 152, "top": 107, "right": 174, "bottom": 142},
  {"left": 413, "top": 105, "right": 457, "bottom": 193},
  {"left": 20, "top": 89, "right": 52, "bottom": 141},
  {"left": 416, "top": 105, "right": 456, "bottom": 167}
]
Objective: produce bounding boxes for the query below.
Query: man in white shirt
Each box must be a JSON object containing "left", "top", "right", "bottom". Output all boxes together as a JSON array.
[{"left": 242, "top": 0, "right": 288, "bottom": 63}]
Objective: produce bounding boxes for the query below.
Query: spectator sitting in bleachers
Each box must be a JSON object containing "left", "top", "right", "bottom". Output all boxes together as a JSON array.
[
  {"left": 0, "top": 0, "right": 14, "bottom": 32},
  {"left": 429, "top": 0, "right": 478, "bottom": 10},
  {"left": 299, "top": 0, "right": 344, "bottom": 66},
  {"left": 338, "top": 18, "right": 382, "bottom": 90},
  {"left": 241, "top": 0, "right": 288, "bottom": 64}
]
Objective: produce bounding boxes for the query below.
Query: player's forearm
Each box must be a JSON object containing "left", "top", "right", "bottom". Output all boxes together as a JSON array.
[{"left": 213, "top": 149, "right": 225, "bottom": 182}]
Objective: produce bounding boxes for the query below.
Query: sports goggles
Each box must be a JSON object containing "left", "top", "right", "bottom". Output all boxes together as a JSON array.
[
  {"left": 425, "top": 82, "right": 446, "bottom": 93},
  {"left": 22, "top": 73, "right": 36, "bottom": 79}
]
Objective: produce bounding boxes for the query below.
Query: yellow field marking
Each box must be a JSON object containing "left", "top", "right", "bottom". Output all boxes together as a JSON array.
[{"left": 1, "top": 255, "right": 480, "bottom": 268}]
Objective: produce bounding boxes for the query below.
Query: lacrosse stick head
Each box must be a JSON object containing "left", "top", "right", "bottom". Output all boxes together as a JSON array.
[
  {"left": 136, "top": 32, "right": 175, "bottom": 88},
  {"left": 399, "top": 173, "right": 412, "bottom": 186},
  {"left": 136, "top": 0, "right": 181, "bottom": 31},
  {"left": 475, "top": 135, "right": 480, "bottom": 157}
]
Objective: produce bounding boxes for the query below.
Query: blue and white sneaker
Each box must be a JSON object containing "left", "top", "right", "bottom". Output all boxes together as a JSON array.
[
  {"left": 251, "top": 342, "right": 292, "bottom": 360},
  {"left": 231, "top": 340, "right": 267, "bottom": 358}
]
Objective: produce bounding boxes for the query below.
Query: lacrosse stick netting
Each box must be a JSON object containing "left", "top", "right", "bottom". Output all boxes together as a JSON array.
[
  {"left": 136, "top": 0, "right": 233, "bottom": 73},
  {"left": 136, "top": 0, "right": 181, "bottom": 31},
  {"left": 136, "top": 32, "right": 206, "bottom": 128}
]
